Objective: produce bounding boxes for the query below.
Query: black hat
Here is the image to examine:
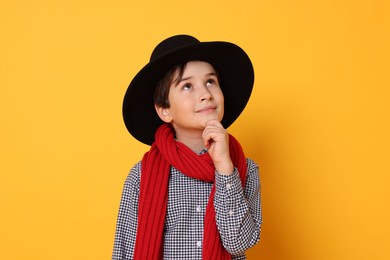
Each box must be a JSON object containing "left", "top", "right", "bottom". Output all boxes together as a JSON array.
[{"left": 123, "top": 34, "right": 254, "bottom": 145}]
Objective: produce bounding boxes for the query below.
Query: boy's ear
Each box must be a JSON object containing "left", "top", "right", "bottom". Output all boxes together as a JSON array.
[{"left": 155, "top": 105, "right": 172, "bottom": 123}]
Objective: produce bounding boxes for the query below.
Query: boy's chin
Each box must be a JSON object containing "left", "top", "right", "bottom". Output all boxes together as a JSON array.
[
  {"left": 200, "top": 118, "right": 223, "bottom": 129},
  {"left": 204, "top": 116, "right": 223, "bottom": 124}
]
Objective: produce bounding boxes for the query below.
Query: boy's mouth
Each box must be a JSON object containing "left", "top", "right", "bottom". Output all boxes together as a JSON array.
[{"left": 196, "top": 105, "right": 217, "bottom": 113}]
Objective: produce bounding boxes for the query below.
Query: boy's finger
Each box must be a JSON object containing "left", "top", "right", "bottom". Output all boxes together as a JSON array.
[
  {"left": 203, "top": 135, "right": 212, "bottom": 148},
  {"left": 205, "top": 119, "right": 223, "bottom": 128}
]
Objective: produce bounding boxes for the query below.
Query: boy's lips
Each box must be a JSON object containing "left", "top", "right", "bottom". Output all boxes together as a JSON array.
[{"left": 196, "top": 105, "right": 217, "bottom": 113}]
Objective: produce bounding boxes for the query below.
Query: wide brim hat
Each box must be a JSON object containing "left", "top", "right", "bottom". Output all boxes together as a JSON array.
[{"left": 123, "top": 34, "right": 254, "bottom": 145}]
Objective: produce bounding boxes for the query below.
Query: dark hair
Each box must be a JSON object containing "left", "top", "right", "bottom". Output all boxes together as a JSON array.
[{"left": 154, "top": 63, "right": 187, "bottom": 108}]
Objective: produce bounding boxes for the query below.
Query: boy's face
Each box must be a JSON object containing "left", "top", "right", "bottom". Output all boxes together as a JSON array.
[{"left": 156, "top": 61, "right": 224, "bottom": 134}]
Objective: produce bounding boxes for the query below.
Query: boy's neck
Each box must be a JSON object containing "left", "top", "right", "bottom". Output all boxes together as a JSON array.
[{"left": 175, "top": 131, "right": 206, "bottom": 154}]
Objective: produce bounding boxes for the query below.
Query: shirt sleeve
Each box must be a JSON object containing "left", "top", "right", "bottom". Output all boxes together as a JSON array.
[
  {"left": 112, "top": 162, "right": 141, "bottom": 260},
  {"left": 214, "top": 158, "right": 262, "bottom": 255}
]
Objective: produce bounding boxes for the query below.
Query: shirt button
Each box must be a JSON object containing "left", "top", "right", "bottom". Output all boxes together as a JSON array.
[
  {"left": 226, "top": 183, "right": 232, "bottom": 190},
  {"left": 196, "top": 205, "right": 201, "bottom": 212},
  {"left": 196, "top": 241, "right": 202, "bottom": 247},
  {"left": 228, "top": 210, "right": 234, "bottom": 216}
]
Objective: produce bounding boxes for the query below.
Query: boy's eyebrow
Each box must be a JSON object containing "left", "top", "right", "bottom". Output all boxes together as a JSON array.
[
  {"left": 179, "top": 72, "right": 218, "bottom": 83},
  {"left": 179, "top": 76, "right": 192, "bottom": 82},
  {"left": 206, "top": 72, "right": 218, "bottom": 77}
]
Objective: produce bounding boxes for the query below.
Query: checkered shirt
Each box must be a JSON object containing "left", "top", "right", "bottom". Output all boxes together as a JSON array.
[{"left": 112, "top": 157, "right": 261, "bottom": 259}]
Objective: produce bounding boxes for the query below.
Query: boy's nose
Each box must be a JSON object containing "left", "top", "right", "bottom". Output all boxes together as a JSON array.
[
  {"left": 200, "top": 91, "right": 213, "bottom": 102},
  {"left": 199, "top": 86, "right": 213, "bottom": 102}
]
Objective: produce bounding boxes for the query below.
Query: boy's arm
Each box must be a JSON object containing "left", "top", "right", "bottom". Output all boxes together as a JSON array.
[
  {"left": 112, "top": 162, "right": 141, "bottom": 260},
  {"left": 202, "top": 120, "right": 234, "bottom": 175},
  {"left": 214, "top": 158, "right": 262, "bottom": 255}
]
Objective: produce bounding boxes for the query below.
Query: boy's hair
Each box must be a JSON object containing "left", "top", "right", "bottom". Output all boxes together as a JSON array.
[
  {"left": 153, "top": 62, "right": 220, "bottom": 108},
  {"left": 154, "top": 63, "right": 187, "bottom": 108}
]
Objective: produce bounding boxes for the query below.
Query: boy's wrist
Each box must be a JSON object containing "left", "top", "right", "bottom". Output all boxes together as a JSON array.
[{"left": 215, "top": 161, "right": 234, "bottom": 175}]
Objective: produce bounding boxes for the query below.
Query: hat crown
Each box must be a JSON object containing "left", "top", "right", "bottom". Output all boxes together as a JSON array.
[{"left": 150, "top": 35, "right": 200, "bottom": 62}]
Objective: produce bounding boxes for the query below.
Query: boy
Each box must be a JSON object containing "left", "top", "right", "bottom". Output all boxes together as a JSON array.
[{"left": 113, "top": 35, "right": 261, "bottom": 259}]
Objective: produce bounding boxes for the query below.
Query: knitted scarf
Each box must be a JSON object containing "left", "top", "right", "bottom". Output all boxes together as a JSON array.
[{"left": 134, "top": 123, "right": 247, "bottom": 259}]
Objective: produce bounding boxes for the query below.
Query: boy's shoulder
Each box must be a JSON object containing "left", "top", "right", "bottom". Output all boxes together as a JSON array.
[
  {"left": 246, "top": 157, "right": 259, "bottom": 168},
  {"left": 124, "top": 160, "right": 142, "bottom": 184}
]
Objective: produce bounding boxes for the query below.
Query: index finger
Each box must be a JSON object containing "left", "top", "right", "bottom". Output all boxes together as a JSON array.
[{"left": 205, "top": 119, "right": 223, "bottom": 128}]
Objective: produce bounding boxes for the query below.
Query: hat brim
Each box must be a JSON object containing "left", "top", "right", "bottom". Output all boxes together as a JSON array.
[{"left": 123, "top": 41, "right": 254, "bottom": 145}]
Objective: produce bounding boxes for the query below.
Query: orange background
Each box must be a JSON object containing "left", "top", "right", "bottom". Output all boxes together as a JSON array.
[{"left": 1, "top": 0, "right": 389, "bottom": 259}]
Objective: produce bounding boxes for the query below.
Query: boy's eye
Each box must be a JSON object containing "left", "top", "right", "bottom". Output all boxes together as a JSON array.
[
  {"left": 182, "top": 83, "right": 192, "bottom": 90},
  {"left": 206, "top": 79, "right": 217, "bottom": 86}
]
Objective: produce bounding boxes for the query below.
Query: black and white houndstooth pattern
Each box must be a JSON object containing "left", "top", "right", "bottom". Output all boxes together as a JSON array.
[{"left": 112, "top": 157, "right": 261, "bottom": 260}]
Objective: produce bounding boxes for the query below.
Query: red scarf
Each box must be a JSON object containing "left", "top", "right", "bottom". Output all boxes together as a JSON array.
[{"left": 134, "top": 124, "right": 247, "bottom": 259}]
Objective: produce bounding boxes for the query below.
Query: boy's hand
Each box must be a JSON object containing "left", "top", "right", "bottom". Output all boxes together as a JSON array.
[{"left": 202, "top": 120, "right": 234, "bottom": 175}]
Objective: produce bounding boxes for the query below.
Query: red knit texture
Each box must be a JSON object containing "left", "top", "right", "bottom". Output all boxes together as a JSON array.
[{"left": 134, "top": 124, "right": 247, "bottom": 259}]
